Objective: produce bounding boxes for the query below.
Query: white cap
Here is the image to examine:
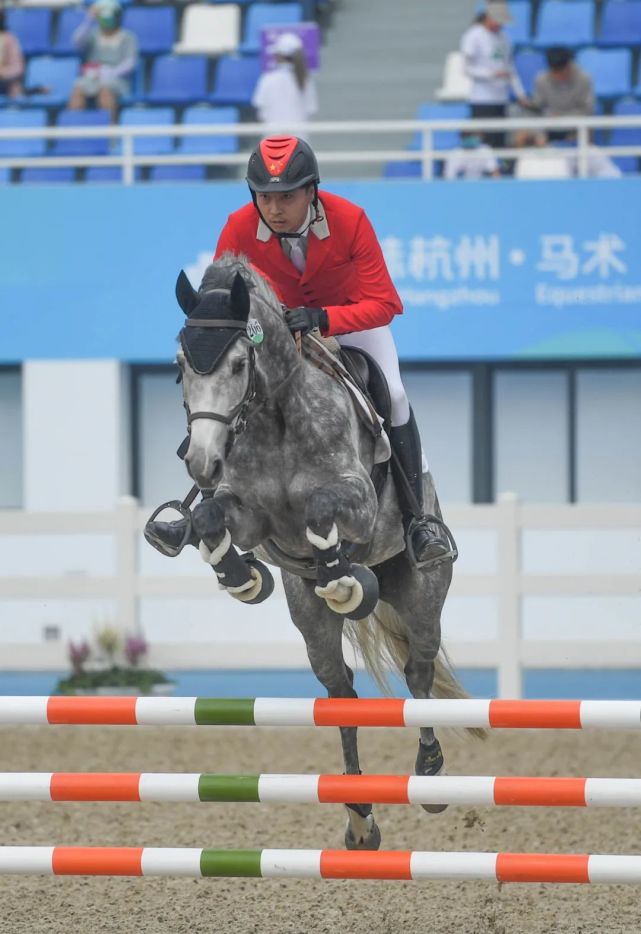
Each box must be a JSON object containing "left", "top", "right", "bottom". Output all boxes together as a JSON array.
[
  {"left": 95, "top": 0, "right": 121, "bottom": 14},
  {"left": 272, "top": 32, "right": 303, "bottom": 57},
  {"left": 484, "top": 2, "right": 512, "bottom": 24}
]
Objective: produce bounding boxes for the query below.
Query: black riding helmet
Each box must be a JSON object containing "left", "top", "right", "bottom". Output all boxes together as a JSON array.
[
  {"left": 246, "top": 136, "right": 320, "bottom": 193},
  {"left": 246, "top": 136, "right": 322, "bottom": 238}
]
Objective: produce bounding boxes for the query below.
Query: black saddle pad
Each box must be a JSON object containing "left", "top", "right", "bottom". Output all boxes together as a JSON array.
[{"left": 340, "top": 348, "right": 392, "bottom": 433}]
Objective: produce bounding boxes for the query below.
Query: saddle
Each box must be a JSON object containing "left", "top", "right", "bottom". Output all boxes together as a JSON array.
[{"left": 301, "top": 334, "right": 392, "bottom": 466}]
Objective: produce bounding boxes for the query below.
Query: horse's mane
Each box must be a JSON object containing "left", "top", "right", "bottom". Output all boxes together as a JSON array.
[{"left": 200, "top": 253, "right": 281, "bottom": 317}]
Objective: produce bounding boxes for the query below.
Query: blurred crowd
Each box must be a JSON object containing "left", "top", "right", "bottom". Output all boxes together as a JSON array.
[{"left": 447, "top": 0, "right": 621, "bottom": 179}]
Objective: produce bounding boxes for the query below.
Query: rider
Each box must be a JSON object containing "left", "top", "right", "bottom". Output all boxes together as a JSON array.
[{"left": 149, "top": 135, "right": 451, "bottom": 567}]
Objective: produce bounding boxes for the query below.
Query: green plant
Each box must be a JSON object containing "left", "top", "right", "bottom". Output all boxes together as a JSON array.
[{"left": 56, "top": 666, "right": 174, "bottom": 695}]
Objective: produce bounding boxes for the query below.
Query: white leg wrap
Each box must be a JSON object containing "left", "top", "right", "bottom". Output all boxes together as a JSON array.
[
  {"left": 199, "top": 529, "right": 232, "bottom": 567},
  {"left": 315, "top": 575, "right": 364, "bottom": 615},
  {"left": 306, "top": 523, "right": 338, "bottom": 550}
]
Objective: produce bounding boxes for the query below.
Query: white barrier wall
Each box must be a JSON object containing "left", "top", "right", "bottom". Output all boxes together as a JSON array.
[
  {"left": 23, "top": 361, "right": 130, "bottom": 512},
  {"left": 0, "top": 497, "right": 640, "bottom": 698}
]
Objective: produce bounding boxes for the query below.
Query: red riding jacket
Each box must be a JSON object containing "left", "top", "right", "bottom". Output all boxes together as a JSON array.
[{"left": 213, "top": 190, "right": 402, "bottom": 336}]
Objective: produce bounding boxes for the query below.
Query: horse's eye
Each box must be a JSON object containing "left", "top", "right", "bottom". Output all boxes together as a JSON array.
[{"left": 231, "top": 357, "right": 246, "bottom": 375}]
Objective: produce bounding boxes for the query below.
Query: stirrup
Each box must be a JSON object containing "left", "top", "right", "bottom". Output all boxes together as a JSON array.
[
  {"left": 144, "top": 499, "right": 194, "bottom": 557},
  {"left": 405, "top": 514, "right": 458, "bottom": 571}
]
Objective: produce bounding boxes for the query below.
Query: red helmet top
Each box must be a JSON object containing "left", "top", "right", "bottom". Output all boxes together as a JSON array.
[{"left": 246, "top": 136, "right": 320, "bottom": 193}]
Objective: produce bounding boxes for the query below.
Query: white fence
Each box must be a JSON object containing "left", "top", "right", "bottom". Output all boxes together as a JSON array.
[
  {"left": 1, "top": 115, "right": 641, "bottom": 181},
  {"left": 0, "top": 494, "right": 639, "bottom": 698}
]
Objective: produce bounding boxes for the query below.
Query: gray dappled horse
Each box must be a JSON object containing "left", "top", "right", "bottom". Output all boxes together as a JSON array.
[{"left": 152, "top": 255, "right": 467, "bottom": 850}]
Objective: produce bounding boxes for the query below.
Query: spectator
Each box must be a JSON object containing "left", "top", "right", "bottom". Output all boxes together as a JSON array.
[
  {"left": 460, "top": 3, "right": 526, "bottom": 149},
  {"left": 252, "top": 32, "right": 318, "bottom": 139},
  {"left": 68, "top": 0, "right": 138, "bottom": 122},
  {"left": 0, "top": 10, "right": 25, "bottom": 99},
  {"left": 526, "top": 47, "right": 594, "bottom": 142},
  {"left": 444, "top": 131, "right": 500, "bottom": 179}
]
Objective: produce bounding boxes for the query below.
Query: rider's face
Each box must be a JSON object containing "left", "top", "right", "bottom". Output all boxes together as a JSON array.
[{"left": 256, "top": 186, "right": 314, "bottom": 232}]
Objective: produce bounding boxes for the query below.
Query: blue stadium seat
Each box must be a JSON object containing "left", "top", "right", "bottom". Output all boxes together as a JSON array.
[
  {"left": 6, "top": 8, "right": 52, "bottom": 56},
  {"left": 20, "top": 168, "right": 76, "bottom": 184},
  {"left": 23, "top": 57, "right": 80, "bottom": 107},
  {"left": 514, "top": 48, "right": 546, "bottom": 97},
  {"left": 85, "top": 167, "right": 123, "bottom": 183},
  {"left": 119, "top": 106, "right": 175, "bottom": 154},
  {"left": 504, "top": 2, "right": 532, "bottom": 46},
  {"left": 178, "top": 105, "right": 239, "bottom": 154},
  {"left": 0, "top": 168, "right": 10, "bottom": 184},
  {"left": 408, "top": 103, "right": 470, "bottom": 151},
  {"left": 533, "top": 1, "right": 594, "bottom": 48},
  {"left": 52, "top": 110, "right": 111, "bottom": 156},
  {"left": 147, "top": 55, "right": 208, "bottom": 104},
  {"left": 383, "top": 161, "right": 421, "bottom": 179},
  {"left": 610, "top": 98, "right": 641, "bottom": 173},
  {"left": 210, "top": 56, "right": 262, "bottom": 105},
  {"left": 239, "top": 3, "right": 303, "bottom": 55},
  {"left": 598, "top": 1, "right": 641, "bottom": 47},
  {"left": 85, "top": 166, "right": 143, "bottom": 182},
  {"left": 0, "top": 109, "right": 48, "bottom": 157},
  {"left": 53, "top": 8, "right": 86, "bottom": 56},
  {"left": 149, "top": 165, "right": 207, "bottom": 181},
  {"left": 577, "top": 47, "right": 632, "bottom": 98},
  {"left": 122, "top": 6, "right": 176, "bottom": 55}
]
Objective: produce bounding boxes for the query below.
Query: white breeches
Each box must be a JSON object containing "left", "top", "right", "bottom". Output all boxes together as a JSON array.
[
  {"left": 336, "top": 325, "right": 429, "bottom": 472},
  {"left": 336, "top": 325, "right": 410, "bottom": 426}
]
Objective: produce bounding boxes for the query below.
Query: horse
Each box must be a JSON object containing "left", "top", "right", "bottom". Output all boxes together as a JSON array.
[{"left": 150, "top": 253, "right": 469, "bottom": 850}]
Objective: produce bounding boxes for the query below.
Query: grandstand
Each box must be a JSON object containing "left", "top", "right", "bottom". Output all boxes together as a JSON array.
[{"left": 0, "top": 0, "right": 640, "bottom": 182}]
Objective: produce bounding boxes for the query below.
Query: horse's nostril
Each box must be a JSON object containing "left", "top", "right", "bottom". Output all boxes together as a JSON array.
[{"left": 211, "top": 459, "right": 223, "bottom": 484}]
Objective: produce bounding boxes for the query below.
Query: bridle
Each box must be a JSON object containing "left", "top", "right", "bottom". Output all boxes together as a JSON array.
[
  {"left": 181, "top": 315, "right": 258, "bottom": 454},
  {"left": 179, "top": 289, "right": 302, "bottom": 455}
]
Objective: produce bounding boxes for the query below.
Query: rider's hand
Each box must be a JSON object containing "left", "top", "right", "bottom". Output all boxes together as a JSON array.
[{"left": 284, "top": 306, "right": 328, "bottom": 336}]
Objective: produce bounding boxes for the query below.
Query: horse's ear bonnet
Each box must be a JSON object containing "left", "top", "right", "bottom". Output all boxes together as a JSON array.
[{"left": 177, "top": 270, "right": 251, "bottom": 375}]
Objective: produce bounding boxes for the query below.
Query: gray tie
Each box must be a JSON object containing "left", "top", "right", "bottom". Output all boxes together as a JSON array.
[{"left": 286, "top": 238, "right": 306, "bottom": 273}]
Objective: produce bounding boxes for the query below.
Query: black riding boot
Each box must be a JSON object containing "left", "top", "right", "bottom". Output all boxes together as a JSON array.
[
  {"left": 389, "top": 410, "right": 453, "bottom": 569},
  {"left": 144, "top": 511, "right": 199, "bottom": 557},
  {"left": 144, "top": 437, "right": 202, "bottom": 557}
]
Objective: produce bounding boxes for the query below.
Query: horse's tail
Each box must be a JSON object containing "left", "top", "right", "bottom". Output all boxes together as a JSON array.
[{"left": 344, "top": 601, "right": 486, "bottom": 740}]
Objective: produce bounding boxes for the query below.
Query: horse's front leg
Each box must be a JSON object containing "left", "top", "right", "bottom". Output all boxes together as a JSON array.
[
  {"left": 282, "top": 571, "right": 381, "bottom": 851},
  {"left": 191, "top": 497, "right": 273, "bottom": 605},
  {"left": 305, "top": 478, "right": 379, "bottom": 619}
]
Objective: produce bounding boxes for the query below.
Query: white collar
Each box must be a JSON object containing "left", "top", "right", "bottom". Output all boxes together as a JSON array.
[{"left": 257, "top": 198, "right": 330, "bottom": 243}]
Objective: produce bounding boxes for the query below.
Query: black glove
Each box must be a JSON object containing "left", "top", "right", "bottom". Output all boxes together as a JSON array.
[{"left": 284, "top": 306, "right": 328, "bottom": 336}]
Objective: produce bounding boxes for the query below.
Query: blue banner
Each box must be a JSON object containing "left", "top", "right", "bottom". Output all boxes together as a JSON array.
[{"left": 2, "top": 178, "right": 641, "bottom": 362}]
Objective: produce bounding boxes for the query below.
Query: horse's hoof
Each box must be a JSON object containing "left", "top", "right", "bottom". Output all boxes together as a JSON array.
[
  {"left": 233, "top": 557, "right": 275, "bottom": 605},
  {"left": 344, "top": 814, "right": 382, "bottom": 851},
  {"left": 416, "top": 737, "right": 448, "bottom": 814}
]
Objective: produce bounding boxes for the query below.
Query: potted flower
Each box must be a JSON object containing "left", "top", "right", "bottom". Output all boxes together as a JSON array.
[{"left": 56, "top": 625, "right": 175, "bottom": 696}]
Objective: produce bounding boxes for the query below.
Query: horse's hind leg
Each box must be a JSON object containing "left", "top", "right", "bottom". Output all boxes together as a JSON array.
[
  {"left": 281, "top": 570, "right": 381, "bottom": 851},
  {"left": 377, "top": 551, "right": 452, "bottom": 812}
]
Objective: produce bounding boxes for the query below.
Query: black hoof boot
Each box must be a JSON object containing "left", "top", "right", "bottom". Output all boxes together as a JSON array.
[{"left": 415, "top": 737, "right": 448, "bottom": 814}]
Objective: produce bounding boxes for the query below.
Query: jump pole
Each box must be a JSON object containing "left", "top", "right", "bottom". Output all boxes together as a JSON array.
[
  {"left": 3, "top": 773, "right": 641, "bottom": 807},
  {"left": 2, "top": 697, "right": 641, "bottom": 729},
  {"left": 1, "top": 848, "right": 641, "bottom": 883}
]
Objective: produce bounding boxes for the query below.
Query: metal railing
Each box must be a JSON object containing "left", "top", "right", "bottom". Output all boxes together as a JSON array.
[
  {"left": 0, "top": 494, "right": 639, "bottom": 698},
  {"left": 1, "top": 115, "right": 640, "bottom": 181}
]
